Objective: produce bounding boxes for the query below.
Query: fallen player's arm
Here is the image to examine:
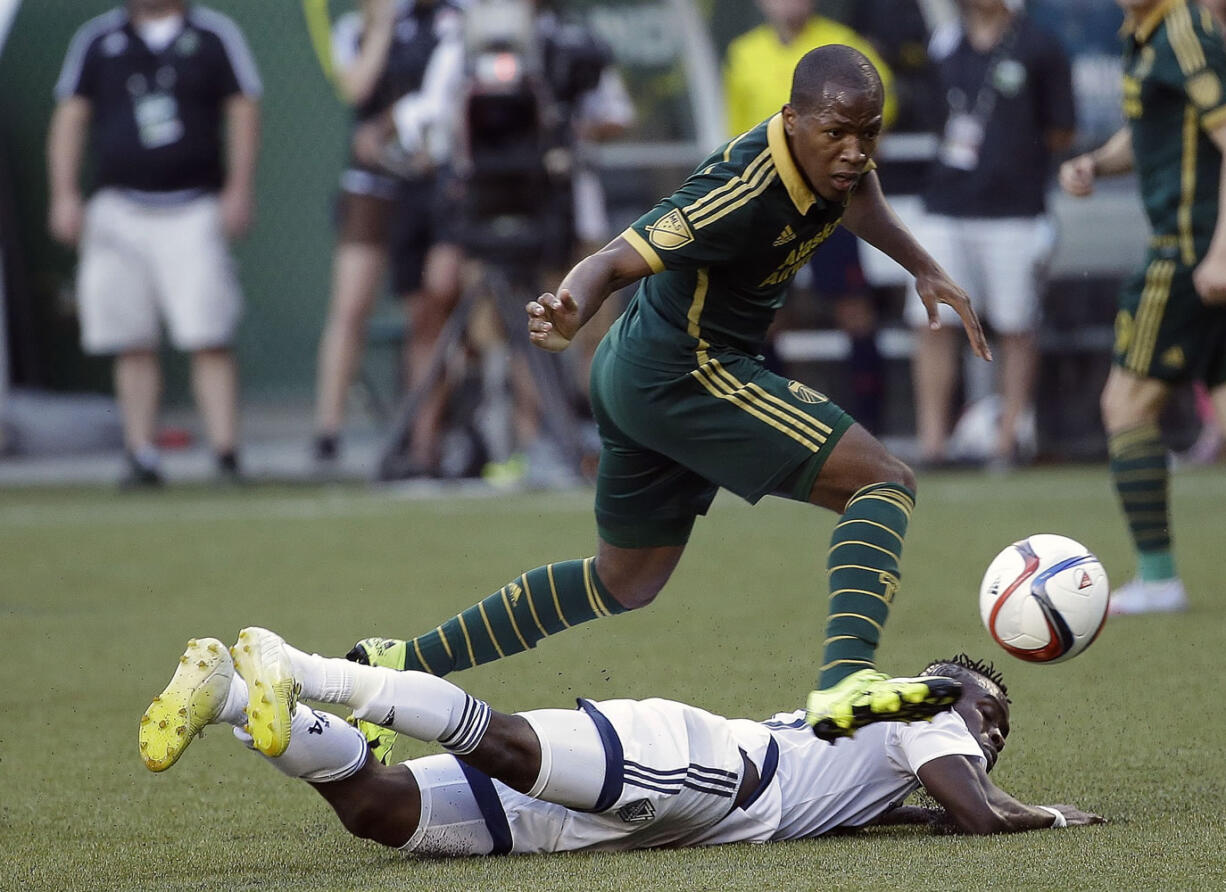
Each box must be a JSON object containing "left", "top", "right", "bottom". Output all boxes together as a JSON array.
[{"left": 917, "top": 754, "right": 1105, "bottom": 834}]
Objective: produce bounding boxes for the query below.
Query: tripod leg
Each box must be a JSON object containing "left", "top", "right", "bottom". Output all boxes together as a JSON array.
[{"left": 375, "top": 285, "right": 481, "bottom": 481}]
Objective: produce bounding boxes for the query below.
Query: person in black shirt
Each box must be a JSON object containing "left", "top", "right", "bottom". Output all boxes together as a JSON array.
[
  {"left": 311, "top": 0, "right": 465, "bottom": 473},
  {"left": 904, "top": 0, "right": 1074, "bottom": 469},
  {"left": 48, "top": 0, "right": 261, "bottom": 486}
]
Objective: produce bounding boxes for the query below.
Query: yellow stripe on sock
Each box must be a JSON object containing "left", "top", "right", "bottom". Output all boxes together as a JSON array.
[
  {"left": 546, "top": 564, "right": 572, "bottom": 628},
  {"left": 827, "top": 539, "right": 901, "bottom": 561},
  {"left": 826, "top": 584, "right": 893, "bottom": 608},
  {"left": 820, "top": 658, "right": 875, "bottom": 672},
  {"left": 412, "top": 638, "right": 436, "bottom": 675},
  {"left": 477, "top": 602, "right": 506, "bottom": 658},
  {"left": 582, "top": 558, "right": 612, "bottom": 617},
  {"left": 499, "top": 588, "right": 530, "bottom": 651},
  {"left": 833, "top": 517, "right": 905, "bottom": 547},
  {"left": 457, "top": 615, "right": 477, "bottom": 668},
  {"left": 827, "top": 612, "right": 884, "bottom": 635},
  {"left": 435, "top": 626, "right": 453, "bottom": 661},
  {"left": 519, "top": 575, "right": 549, "bottom": 638}
]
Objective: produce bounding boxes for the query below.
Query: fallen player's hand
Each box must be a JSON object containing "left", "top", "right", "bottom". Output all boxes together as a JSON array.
[
  {"left": 527, "top": 288, "right": 580, "bottom": 352},
  {"left": 1048, "top": 804, "right": 1107, "bottom": 827}
]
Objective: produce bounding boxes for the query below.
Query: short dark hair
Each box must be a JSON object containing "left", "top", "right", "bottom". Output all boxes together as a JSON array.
[
  {"left": 922, "top": 653, "right": 1010, "bottom": 703},
  {"left": 789, "top": 44, "right": 883, "bottom": 114}
]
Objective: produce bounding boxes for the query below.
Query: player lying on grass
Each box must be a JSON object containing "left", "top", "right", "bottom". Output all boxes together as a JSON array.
[{"left": 140, "top": 628, "right": 1103, "bottom": 855}]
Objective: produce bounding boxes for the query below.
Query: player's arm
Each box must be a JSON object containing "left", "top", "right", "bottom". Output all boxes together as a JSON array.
[
  {"left": 917, "top": 753, "right": 1105, "bottom": 834},
  {"left": 527, "top": 238, "right": 652, "bottom": 352},
  {"left": 1059, "top": 126, "right": 1134, "bottom": 197},
  {"left": 335, "top": 0, "right": 396, "bottom": 105},
  {"left": 1192, "top": 121, "right": 1226, "bottom": 303},
  {"left": 46, "top": 95, "right": 91, "bottom": 246},
  {"left": 842, "top": 170, "right": 991, "bottom": 361}
]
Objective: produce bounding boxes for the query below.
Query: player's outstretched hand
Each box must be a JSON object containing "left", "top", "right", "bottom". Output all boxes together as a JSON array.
[
  {"left": 1048, "top": 804, "right": 1107, "bottom": 827},
  {"left": 915, "top": 269, "right": 992, "bottom": 361},
  {"left": 527, "top": 288, "right": 580, "bottom": 352},
  {"left": 1193, "top": 252, "right": 1226, "bottom": 304}
]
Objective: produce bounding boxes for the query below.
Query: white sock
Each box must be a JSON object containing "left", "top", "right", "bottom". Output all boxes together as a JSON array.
[
  {"left": 281, "top": 643, "right": 356, "bottom": 704},
  {"left": 218, "top": 672, "right": 249, "bottom": 727},
  {"left": 234, "top": 704, "right": 367, "bottom": 783},
  {"left": 346, "top": 668, "right": 489, "bottom": 754}
]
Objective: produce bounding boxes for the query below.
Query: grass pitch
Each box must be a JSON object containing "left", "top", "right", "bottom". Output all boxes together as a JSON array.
[{"left": 2, "top": 466, "right": 1224, "bottom": 890}]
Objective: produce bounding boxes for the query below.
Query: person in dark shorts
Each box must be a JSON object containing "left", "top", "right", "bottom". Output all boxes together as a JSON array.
[
  {"left": 350, "top": 45, "right": 991, "bottom": 748},
  {"left": 1060, "top": 0, "right": 1226, "bottom": 615}
]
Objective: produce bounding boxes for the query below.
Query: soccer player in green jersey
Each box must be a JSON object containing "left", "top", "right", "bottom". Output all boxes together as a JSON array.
[
  {"left": 1060, "top": 0, "right": 1226, "bottom": 615},
  {"left": 351, "top": 44, "right": 991, "bottom": 748}
]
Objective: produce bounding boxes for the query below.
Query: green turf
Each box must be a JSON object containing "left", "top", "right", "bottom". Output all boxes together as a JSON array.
[{"left": 2, "top": 466, "right": 1224, "bottom": 890}]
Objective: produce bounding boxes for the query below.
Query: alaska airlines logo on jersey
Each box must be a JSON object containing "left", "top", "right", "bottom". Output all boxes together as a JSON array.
[
  {"left": 787, "top": 381, "right": 827, "bottom": 404},
  {"left": 617, "top": 799, "right": 656, "bottom": 824},
  {"left": 646, "top": 209, "right": 694, "bottom": 250},
  {"left": 1188, "top": 71, "right": 1223, "bottom": 110},
  {"left": 759, "top": 221, "right": 840, "bottom": 286},
  {"left": 773, "top": 225, "right": 797, "bottom": 246}
]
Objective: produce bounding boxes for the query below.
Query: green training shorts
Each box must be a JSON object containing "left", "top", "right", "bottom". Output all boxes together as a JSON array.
[{"left": 588, "top": 338, "right": 853, "bottom": 548}]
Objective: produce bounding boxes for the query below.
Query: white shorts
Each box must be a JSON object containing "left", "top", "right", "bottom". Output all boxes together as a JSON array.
[
  {"left": 903, "top": 213, "right": 1055, "bottom": 335},
  {"left": 77, "top": 189, "right": 243, "bottom": 354},
  {"left": 401, "top": 698, "right": 778, "bottom": 857}
]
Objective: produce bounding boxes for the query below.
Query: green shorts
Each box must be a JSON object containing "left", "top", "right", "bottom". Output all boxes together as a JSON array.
[
  {"left": 1115, "top": 251, "right": 1226, "bottom": 385},
  {"left": 589, "top": 339, "right": 853, "bottom": 548}
]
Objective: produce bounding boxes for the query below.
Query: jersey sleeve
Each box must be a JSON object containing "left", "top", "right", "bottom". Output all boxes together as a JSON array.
[
  {"left": 53, "top": 22, "right": 102, "bottom": 102},
  {"left": 889, "top": 711, "right": 986, "bottom": 776},
  {"left": 621, "top": 165, "right": 762, "bottom": 274},
  {"left": 1175, "top": 7, "right": 1226, "bottom": 132},
  {"left": 198, "top": 8, "right": 263, "bottom": 98}
]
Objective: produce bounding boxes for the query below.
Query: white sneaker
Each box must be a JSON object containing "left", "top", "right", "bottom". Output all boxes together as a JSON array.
[
  {"left": 1108, "top": 577, "right": 1189, "bottom": 616},
  {"left": 231, "top": 627, "right": 300, "bottom": 758},
  {"left": 139, "top": 637, "right": 233, "bottom": 772}
]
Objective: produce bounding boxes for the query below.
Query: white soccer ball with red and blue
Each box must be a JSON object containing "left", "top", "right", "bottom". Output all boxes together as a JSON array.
[{"left": 978, "top": 534, "right": 1110, "bottom": 663}]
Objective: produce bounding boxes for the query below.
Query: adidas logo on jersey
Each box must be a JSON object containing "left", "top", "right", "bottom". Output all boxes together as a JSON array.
[{"left": 773, "top": 225, "right": 797, "bottom": 246}]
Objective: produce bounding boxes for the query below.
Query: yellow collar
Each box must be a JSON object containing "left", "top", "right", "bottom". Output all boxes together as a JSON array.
[
  {"left": 767, "top": 113, "right": 817, "bottom": 215},
  {"left": 1122, "top": 0, "right": 1181, "bottom": 42}
]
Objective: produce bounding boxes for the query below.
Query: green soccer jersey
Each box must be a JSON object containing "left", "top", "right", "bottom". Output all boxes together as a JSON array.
[
  {"left": 616, "top": 114, "right": 854, "bottom": 368},
  {"left": 1122, "top": 0, "right": 1226, "bottom": 263}
]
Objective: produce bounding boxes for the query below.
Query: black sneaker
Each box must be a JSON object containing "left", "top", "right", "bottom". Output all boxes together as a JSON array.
[
  {"left": 313, "top": 434, "right": 340, "bottom": 463},
  {"left": 119, "top": 455, "right": 164, "bottom": 490}
]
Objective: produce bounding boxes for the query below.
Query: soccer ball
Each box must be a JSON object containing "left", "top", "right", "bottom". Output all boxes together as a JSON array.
[{"left": 978, "top": 534, "right": 1110, "bottom": 663}]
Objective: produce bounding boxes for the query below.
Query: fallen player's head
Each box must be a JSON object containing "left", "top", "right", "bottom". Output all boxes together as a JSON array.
[{"left": 922, "top": 654, "right": 1010, "bottom": 770}]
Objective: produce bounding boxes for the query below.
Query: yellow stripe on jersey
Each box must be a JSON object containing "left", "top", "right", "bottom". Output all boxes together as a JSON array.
[
  {"left": 723, "top": 131, "right": 748, "bottom": 163},
  {"left": 1180, "top": 105, "right": 1199, "bottom": 265},
  {"left": 686, "top": 268, "right": 712, "bottom": 364},
  {"left": 1168, "top": 1, "right": 1206, "bottom": 75},
  {"left": 691, "top": 168, "right": 780, "bottom": 231},
  {"left": 685, "top": 149, "right": 773, "bottom": 226},
  {"left": 620, "top": 227, "right": 665, "bottom": 273}
]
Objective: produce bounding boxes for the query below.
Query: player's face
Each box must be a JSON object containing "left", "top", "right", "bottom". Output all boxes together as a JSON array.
[
  {"left": 782, "top": 87, "right": 882, "bottom": 204},
  {"left": 954, "top": 684, "right": 1010, "bottom": 772}
]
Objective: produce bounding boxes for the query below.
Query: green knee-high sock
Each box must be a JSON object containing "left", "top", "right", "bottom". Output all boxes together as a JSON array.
[
  {"left": 819, "top": 482, "right": 914, "bottom": 689},
  {"left": 1108, "top": 423, "right": 1175, "bottom": 581},
  {"left": 402, "top": 558, "right": 627, "bottom": 675}
]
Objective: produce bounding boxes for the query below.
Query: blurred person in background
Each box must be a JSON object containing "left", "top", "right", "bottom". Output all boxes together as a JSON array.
[
  {"left": 723, "top": 0, "right": 897, "bottom": 433},
  {"left": 1060, "top": 0, "right": 1226, "bottom": 614},
  {"left": 311, "top": 0, "right": 465, "bottom": 476},
  {"left": 47, "top": 0, "right": 261, "bottom": 487},
  {"left": 905, "top": 0, "right": 1074, "bottom": 471}
]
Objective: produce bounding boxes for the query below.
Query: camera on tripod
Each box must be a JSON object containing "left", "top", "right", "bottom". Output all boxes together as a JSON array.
[{"left": 456, "top": 0, "right": 612, "bottom": 267}]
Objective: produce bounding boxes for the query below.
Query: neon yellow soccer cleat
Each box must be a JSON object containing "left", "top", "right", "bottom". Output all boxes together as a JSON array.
[
  {"left": 805, "top": 669, "right": 962, "bottom": 742},
  {"left": 345, "top": 637, "right": 408, "bottom": 764},
  {"left": 230, "top": 627, "right": 300, "bottom": 758},
  {"left": 139, "top": 637, "right": 233, "bottom": 772}
]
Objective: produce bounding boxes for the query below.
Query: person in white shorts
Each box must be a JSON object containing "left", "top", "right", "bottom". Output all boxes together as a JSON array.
[
  {"left": 138, "top": 627, "right": 1104, "bottom": 857},
  {"left": 905, "top": 0, "right": 1074, "bottom": 469},
  {"left": 47, "top": 0, "right": 261, "bottom": 486}
]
